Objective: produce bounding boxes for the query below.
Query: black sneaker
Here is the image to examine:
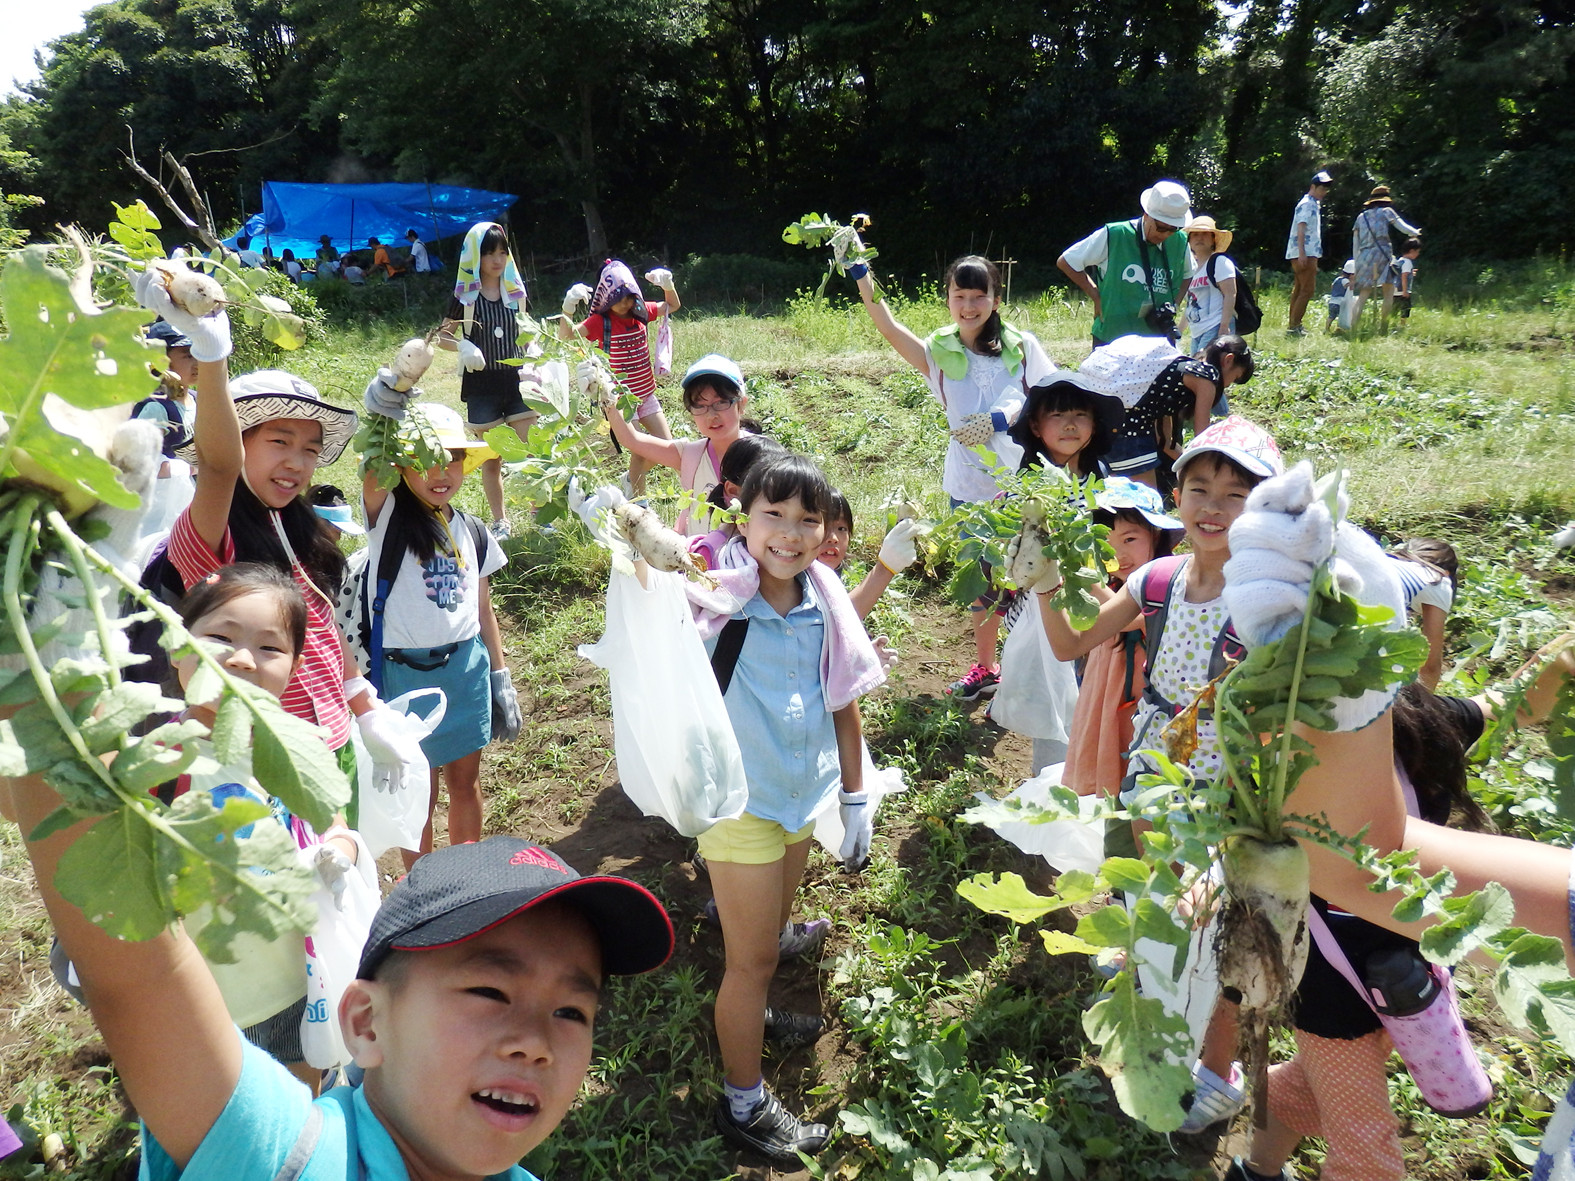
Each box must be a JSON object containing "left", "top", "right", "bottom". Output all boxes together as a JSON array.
[
  {"left": 1225, "top": 1157, "right": 1290, "bottom": 1181},
  {"left": 715, "top": 1088, "right": 831, "bottom": 1164},
  {"left": 764, "top": 1006, "right": 824, "bottom": 1049},
  {"left": 946, "top": 662, "right": 1000, "bottom": 702}
]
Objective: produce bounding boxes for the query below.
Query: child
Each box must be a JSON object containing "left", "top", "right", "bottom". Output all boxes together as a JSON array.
[
  {"left": 560, "top": 260, "right": 682, "bottom": 496},
  {"left": 315, "top": 235, "right": 340, "bottom": 277},
  {"left": 133, "top": 266, "right": 421, "bottom": 818},
  {"left": 0, "top": 723, "right": 675, "bottom": 1181},
  {"left": 596, "top": 353, "right": 755, "bottom": 535},
  {"left": 1389, "top": 536, "right": 1457, "bottom": 690},
  {"left": 368, "top": 237, "right": 405, "bottom": 280},
  {"left": 1055, "top": 480, "right": 1181, "bottom": 795},
  {"left": 1326, "top": 260, "right": 1355, "bottom": 331},
  {"left": 1040, "top": 415, "right": 1285, "bottom": 1130},
  {"left": 1390, "top": 238, "right": 1421, "bottom": 321},
  {"left": 688, "top": 433, "right": 786, "bottom": 569},
  {"left": 136, "top": 320, "right": 197, "bottom": 465},
  {"left": 306, "top": 484, "right": 366, "bottom": 538},
  {"left": 361, "top": 403, "right": 516, "bottom": 866},
  {"left": 681, "top": 453, "right": 884, "bottom": 1164},
  {"left": 853, "top": 256, "right": 1057, "bottom": 701},
  {"left": 439, "top": 222, "right": 534, "bottom": 539},
  {"left": 280, "top": 249, "right": 302, "bottom": 283},
  {"left": 406, "top": 228, "right": 432, "bottom": 274}
]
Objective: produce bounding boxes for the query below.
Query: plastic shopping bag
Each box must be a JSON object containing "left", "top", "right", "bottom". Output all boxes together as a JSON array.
[
  {"left": 299, "top": 830, "right": 380, "bottom": 1069},
  {"left": 579, "top": 568, "right": 749, "bottom": 836},
  {"left": 990, "top": 605, "right": 1079, "bottom": 741},
  {"left": 980, "top": 763, "right": 1106, "bottom": 875},
  {"left": 355, "top": 687, "right": 446, "bottom": 857},
  {"left": 812, "top": 744, "right": 907, "bottom": 857}
]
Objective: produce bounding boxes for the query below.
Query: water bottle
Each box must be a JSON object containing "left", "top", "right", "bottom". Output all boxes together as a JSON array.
[{"left": 1363, "top": 946, "right": 1441, "bottom": 1016}]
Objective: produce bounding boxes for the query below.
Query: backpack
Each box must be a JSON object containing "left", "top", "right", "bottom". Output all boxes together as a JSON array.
[
  {"left": 123, "top": 540, "right": 193, "bottom": 688},
  {"left": 1135, "top": 555, "right": 1246, "bottom": 718},
  {"left": 336, "top": 510, "right": 490, "bottom": 693},
  {"left": 1206, "top": 254, "right": 1262, "bottom": 335}
]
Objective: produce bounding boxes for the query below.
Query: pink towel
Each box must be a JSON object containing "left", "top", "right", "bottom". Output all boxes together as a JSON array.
[{"left": 686, "top": 537, "right": 885, "bottom": 711}]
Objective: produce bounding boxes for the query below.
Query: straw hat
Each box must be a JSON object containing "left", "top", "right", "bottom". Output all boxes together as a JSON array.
[
  {"left": 1364, "top": 185, "right": 1393, "bottom": 207},
  {"left": 1182, "top": 216, "right": 1233, "bottom": 255}
]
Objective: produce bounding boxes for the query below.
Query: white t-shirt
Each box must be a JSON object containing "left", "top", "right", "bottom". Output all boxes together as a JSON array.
[
  {"left": 1393, "top": 257, "right": 1415, "bottom": 291},
  {"left": 923, "top": 332, "right": 1056, "bottom": 503},
  {"left": 410, "top": 240, "right": 431, "bottom": 273},
  {"left": 283, "top": 259, "right": 302, "bottom": 281},
  {"left": 367, "top": 508, "right": 506, "bottom": 649},
  {"left": 1185, "top": 254, "right": 1237, "bottom": 334},
  {"left": 1061, "top": 225, "right": 1114, "bottom": 272},
  {"left": 1391, "top": 555, "right": 1453, "bottom": 612},
  {"left": 1285, "top": 194, "right": 1323, "bottom": 259},
  {"left": 1122, "top": 558, "right": 1230, "bottom": 794}
]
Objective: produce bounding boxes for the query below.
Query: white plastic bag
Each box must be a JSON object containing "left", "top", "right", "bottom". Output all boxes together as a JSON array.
[
  {"left": 981, "top": 764, "right": 1106, "bottom": 875},
  {"left": 299, "top": 830, "right": 381, "bottom": 1069},
  {"left": 990, "top": 606, "right": 1079, "bottom": 741},
  {"left": 355, "top": 688, "right": 445, "bottom": 857},
  {"left": 811, "top": 744, "right": 907, "bottom": 856},
  {"left": 140, "top": 463, "right": 195, "bottom": 540},
  {"left": 579, "top": 568, "right": 749, "bottom": 836}
]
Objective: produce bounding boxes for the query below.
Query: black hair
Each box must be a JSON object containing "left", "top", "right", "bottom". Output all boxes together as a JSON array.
[
  {"left": 943, "top": 255, "right": 1003, "bottom": 357},
  {"left": 237, "top": 234, "right": 251, "bottom": 249},
  {"left": 1013, "top": 382, "right": 1114, "bottom": 477},
  {"left": 681, "top": 374, "right": 744, "bottom": 412},
  {"left": 1391, "top": 683, "right": 1492, "bottom": 832},
  {"left": 228, "top": 479, "right": 347, "bottom": 597},
  {"left": 1392, "top": 536, "right": 1460, "bottom": 590},
  {"left": 1092, "top": 507, "right": 1178, "bottom": 572},
  {"left": 708, "top": 434, "right": 785, "bottom": 509},
  {"left": 1204, "top": 335, "right": 1255, "bottom": 384},
  {"left": 480, "top": 225, "right": 509, "bottom": 256},
  {"left": 281, "top": 249, "right": 295, "bottom": 262},
  {"left": 1401, "top": 238, "right": 1421, "bottom": 253},
  {"left": 306, "top": 484, "right": 346, "bottom": 508},
  {"left": 827, "top": 488, "right": 853, "bottom": 531},
  {"left": 738, "top": 452, "right": 834, "bottom": 517},
  {"left": 368, "top": 238, "right": 380, "bottom": 247},
  {"left": 385, "top": 479, "right": 453, "bottom": 566},
  {"left": 406, "top": 228, "right": 419, "bottom": 239},
  {"left": 178, "top": 562, "right": 308, "bottom": 659},
  {"left": 1176, "top": 450, "right": 1265, "bottom": 491}
]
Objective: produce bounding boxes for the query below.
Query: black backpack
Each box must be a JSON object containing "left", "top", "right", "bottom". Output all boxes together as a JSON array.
[
  {"left": 123, "top": 543, "right": 192, "bottom": 688},
  {"left": 1207, "top": 254, "right": 1263, "bottom": 335}
]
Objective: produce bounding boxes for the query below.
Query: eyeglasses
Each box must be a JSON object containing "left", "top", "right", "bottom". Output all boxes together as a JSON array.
[
  {"left": 688, "top": 399, "right": 738, "bottom": 416},
  {"left": 1148, "top": 220, "right": 1179, "bottom": 235}
]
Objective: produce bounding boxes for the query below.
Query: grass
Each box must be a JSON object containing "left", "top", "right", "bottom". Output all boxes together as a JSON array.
[{"left": 3, "top": 266, "right": 1575, "bottom": 1179}]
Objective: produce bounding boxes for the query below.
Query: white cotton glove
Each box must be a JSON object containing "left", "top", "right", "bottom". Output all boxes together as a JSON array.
[
  {"left": 576, "top": 358, "right": 617, "bottom": 408},
  {"left": 1225, "top": 461, "right": 1407, "bottom": 731},
  {"left": 356, "top": 705, "right": 423, "bottom": 793},
  {"left": 363, "top": 371, "right": 414, "bottom": 420},
  {"left": 873, "top": 634, "right": 899, "bottom": 674},
  {"left": 949, "top": 412, "right": 995, "bottom": 447},
  {"left": 490, "top": 668, "right": 522, "bottom": 742},
  {"left": 312, "top": 841, "right": 355, "bottom": 905},
  {"left": 837, "top": 788, "right": 876, "bottom": 870},
  {"left": 133, "top": 261, "right": 232, "bottom": 363},
  {"left": 644, "top": 267, "right": 674, "bottom": 289},
  {"left": 456, "top": 338, "right": 487, "bottom": 373},
  {"left": 1555, "top": 522, "right": 1575, "bottom": 550},
  {"left": 877, "top": 517, "right": 921, "bottom": 574},
  {"left": 562, "top": 283, "right": 592, "bottom": 316}
]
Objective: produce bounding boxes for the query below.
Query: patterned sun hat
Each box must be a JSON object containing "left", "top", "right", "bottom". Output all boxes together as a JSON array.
[
  {"left": 175, "top": 370, "right": 358, "bottom": 466},
  {"left": 1172, "top": 415, "right": 1283, "bottom": 479}
]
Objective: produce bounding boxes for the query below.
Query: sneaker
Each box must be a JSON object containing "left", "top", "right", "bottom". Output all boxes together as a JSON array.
[
  {"left": 946, "top": 662, "right": 1001, "bottom": 702},
  {"left": 715, "top": 1088, "right": 831, "bottom": 1164},
  {"left": 701, "top": 900, "right": 831, "bottom": 960},
  {"left": 764, "top": 1006, "right": 824, "bottom": 1049},
  {"left": 618, "top": 474, "right": 635, "bottom": 500},
  {"left": 1286, "top": 325, "right": 1306, "bottom": 338},
  {"left": 490, "top": 518, "right": 512, "bottom": 541},
  {"left": 1177, "top": 1060, "right": 1246, "bottom": 1133},
  {"left": 1224, "top": 1157, "right": 1290, "bottom": 1181}
]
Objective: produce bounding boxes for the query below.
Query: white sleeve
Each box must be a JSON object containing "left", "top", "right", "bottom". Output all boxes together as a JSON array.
[
  {"left": 1413, "top": 576, "right": 1453, "bottom": 612},
  {"left": 1060, "top": 227, "right": 1110, "bottom": 271},
  {"left": 1214, "top": 255, "right": 1238, "bottom": 282}
]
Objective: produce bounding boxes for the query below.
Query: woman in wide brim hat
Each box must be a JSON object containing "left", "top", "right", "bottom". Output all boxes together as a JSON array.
[
  {"left": 1363, "top": 185, "right": 1394, "bottom": 207},
  {"left": 1181, "top": 216, "right": 1238, "bottom": 353},
  {"left": 1350, "top": 185, "right": 1421, "bottom": 330}
]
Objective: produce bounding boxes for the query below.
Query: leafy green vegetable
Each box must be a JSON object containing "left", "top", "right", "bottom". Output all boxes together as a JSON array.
[{"left": 782, "top": 211, "right": 881, "bottom": 298}]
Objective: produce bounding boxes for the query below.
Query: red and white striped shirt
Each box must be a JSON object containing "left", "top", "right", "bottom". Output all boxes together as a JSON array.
[
  {"left": 168, "top": 509, "right": 352, "bottom": 751},
  {"left": 583, "top": 301, "right": 663, "bottom": 402}
]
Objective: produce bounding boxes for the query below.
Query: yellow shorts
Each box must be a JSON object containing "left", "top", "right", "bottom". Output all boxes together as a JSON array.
[{"left": 697, "top": 813, "right": 816, "bottom": 866}]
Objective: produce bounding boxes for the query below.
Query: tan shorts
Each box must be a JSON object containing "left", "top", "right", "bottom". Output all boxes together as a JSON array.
[{"left": 697, "top": 813, "right": 816, "bottom": 865}]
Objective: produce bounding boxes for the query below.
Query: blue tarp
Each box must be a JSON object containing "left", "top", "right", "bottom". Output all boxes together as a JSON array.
[{"left": 223, "top": 181, "right": 518, "bottom": 260}]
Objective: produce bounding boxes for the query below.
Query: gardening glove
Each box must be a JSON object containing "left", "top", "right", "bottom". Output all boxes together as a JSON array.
[
  {"left": 877, "top": 517, "right": 921, "bottom": 574},
  {"left": 567, "top": 478, "right": 628, "bottom": 548},
  {"left": 949, "top": 412, "right": 995, "bottom": 448},
  {"left": 837, "top": 788, "right": 876, "bottom": 871},
  {"left": 1004, "top": 531, "right": 1060, "bottom": 593},
  {"left": 133, "top": 261, "right": 232, "bottom": 363},
  {"left": 562, "top": 283, "right": 592, "bottom": 316},
  {"left": 356, "top": 704, "right": 423, "bottom": 794},
  {"left": 873, "top": 634, "right": 899, "bottom": 673},
  {"left": 456, "top": 338, "right": 487, "bottom": 373},
  {"left": 1555, "top": 522, "right": 1575, "bottom": 550},
  {"left": 576, "top": 358, "right": 617, "bottom": 409},
  {"left": 362, "top": 370, "right": 413, "bottom": 421},
  {"left": 312, "top": 841, "right": 355, "bottom": 905},
  {"left": 490, "top": 668, "right": 522, "bottom": 742},
  {"left": 644, "top": 267, "right": 674, "bottom": 289}
]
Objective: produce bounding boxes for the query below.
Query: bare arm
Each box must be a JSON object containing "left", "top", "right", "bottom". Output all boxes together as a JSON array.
[
  {"left": 832, "top": 700, "right": 864, "bottom": 795},
  {"left": 188, "top": 356, "right": 240, "bottom": 555},
  {"left": 659, "top": 284, "right": 681, "bottom": 315},
  {"left": 1182, "top": 373, "right": 1215, "bottom": 437},
  {"left": 1295, "top": 221, "right": 1308, "bottom": 259},
  {"left": 1039, "top": 583, "right": 1140, "bottom": 661},
  {"left": 1057, "top": 253, "right": 1102, "bottom": 319},
  {"left": 362, "top": 468, "right": 390, "bottom": 529},
  {"left": 1417, "top": 603, "right": 1446, "bottom": 690},
  {"left": 604, "top": 405, "right": 684, "bottom": 468},
  {"left": 846, "top": 561, "right": 896, "bottom": 621},
  {"left": 478, "top": 574, "right": 507, "bottom": 670},
  {"left": 1217, "top": 275, "right": 1237, "bottom": 335},
  {"left": 437, "top": 317, "right": 460, "bottom": 351},
  {"left": 855, "top": 273, "right": 930, "bottom": 376}
]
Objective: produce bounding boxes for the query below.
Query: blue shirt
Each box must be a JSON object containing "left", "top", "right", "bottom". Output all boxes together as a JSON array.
[
  {"left": 141, "top": 1033, "right": 540, "bottom": 1181},
  {"left": 708, "top": 577, "right": 839, "bottom": 831}
]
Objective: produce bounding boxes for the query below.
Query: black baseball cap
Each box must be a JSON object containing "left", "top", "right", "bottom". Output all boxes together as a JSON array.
[{"left": 357, "top": 837, "right": 674, "bottom": 980}]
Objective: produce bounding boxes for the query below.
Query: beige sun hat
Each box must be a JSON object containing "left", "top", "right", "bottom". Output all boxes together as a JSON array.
[{"left": 1182, "top": 216, "right": 1233, "bottom": 255}]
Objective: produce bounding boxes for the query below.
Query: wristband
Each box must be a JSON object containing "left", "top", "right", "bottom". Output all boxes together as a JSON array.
[
  {"left": 990, "top": 411, "right": 1010, "bottom": 432},
  {"left": 343, "top": 676, "right": 377, "bottom": 704}
]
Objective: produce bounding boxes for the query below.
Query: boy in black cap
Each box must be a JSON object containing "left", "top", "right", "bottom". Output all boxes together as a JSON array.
[{"left": 0, "top": 759, "right": 674, "bottom": 1181}]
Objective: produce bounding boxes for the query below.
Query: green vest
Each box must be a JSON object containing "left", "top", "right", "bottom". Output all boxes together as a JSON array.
[
  {"left": 1091, "top": 218, "right": 1190, "bottom": 342},
  {"left": 926, "top": 321, "right": 1026, "bottom": 382}
]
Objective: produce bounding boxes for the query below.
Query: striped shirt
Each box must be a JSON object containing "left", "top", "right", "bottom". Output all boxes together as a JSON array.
[
  {"left": 168, "top": 509, "right": 352, "bottom": 750},
  {"left": 1389, "top": 555, "right": 1454, "bottom": 613},
  {"left": 582, "top": 302, "right": 663, "bottom": 401},
  {"left": 446, "top": 293, "right": 522, "bottom": 370}
]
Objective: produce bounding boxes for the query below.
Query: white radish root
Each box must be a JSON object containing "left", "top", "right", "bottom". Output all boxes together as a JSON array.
[
  {"left": 1214, "top": 834, "right": 1310, "bottom": 1129},
  {"left": 390, "top": 337, "right": 436, "bottom": 392},
  {"left": 614, "top": 502, "right": 718, "bottom": 589},
  {"left": 1007, "top": 521, "right": 1054, "bottom": 589},
  {"left": 149, "top": 259, "right": 224, "bottom": 318}
]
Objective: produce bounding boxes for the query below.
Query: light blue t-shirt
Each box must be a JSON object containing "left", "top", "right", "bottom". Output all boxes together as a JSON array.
[
  {"left": 707, "top": 576, "right": 839, "bottom": 832},
  {"left": 141, "top": 1033, "right": 540, "bottom": 1181}
]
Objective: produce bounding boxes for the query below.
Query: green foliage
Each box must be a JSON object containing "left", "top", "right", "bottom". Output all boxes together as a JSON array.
[{"left": 356, "top": 404, "right": 450, "bottom": 490}]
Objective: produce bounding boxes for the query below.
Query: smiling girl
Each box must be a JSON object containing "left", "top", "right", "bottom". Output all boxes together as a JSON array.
[{"left": 854, "top": 257, "right": 1057, "bottom": 700}]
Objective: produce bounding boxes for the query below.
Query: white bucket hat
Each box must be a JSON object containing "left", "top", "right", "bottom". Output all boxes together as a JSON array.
[{"left": 1140, "top": 180, "right": 1193, "bottom": 229}]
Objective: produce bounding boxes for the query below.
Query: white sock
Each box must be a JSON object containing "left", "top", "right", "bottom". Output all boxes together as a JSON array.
[{"left": 724, "top": 1078, "right": 765, "bottom": 1122}]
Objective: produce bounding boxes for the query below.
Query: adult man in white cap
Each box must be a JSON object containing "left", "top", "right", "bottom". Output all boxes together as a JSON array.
[
  {"left": 1286, "top": 170, "right": 1334, "bottom": 336},
  {"left": 1057, "top": 180, "right": 1193, "bottom": 347}
]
